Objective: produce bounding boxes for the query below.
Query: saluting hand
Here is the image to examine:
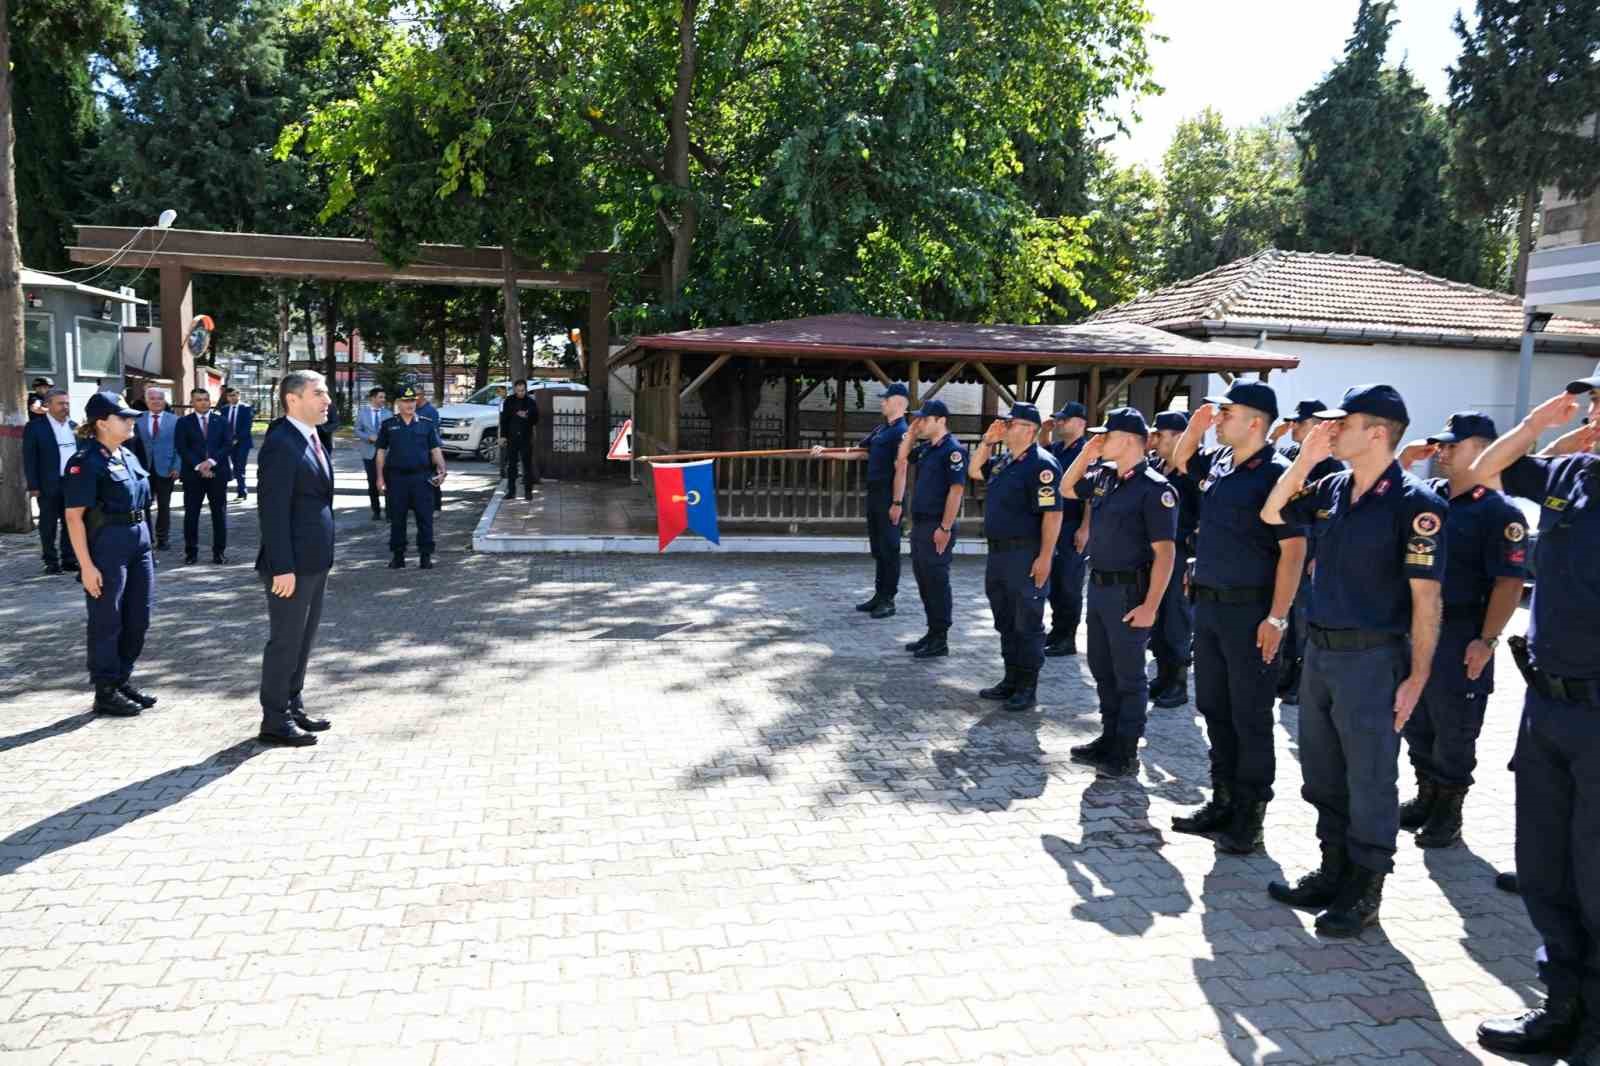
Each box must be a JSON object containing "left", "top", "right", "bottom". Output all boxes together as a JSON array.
[
  {"left": 1393, "top": 673, "right": 1426, "bottom": 731},
  {"left": 1269, "top": 420, "right": 1292, "bottom": 442},
  {"left": 1299, "top": 420, "right": 1337, "bottom": 464},
  {"left": 1527, "top": 391, "right": 1583, "bottom": 432},
  {"left": 1080, "top": 434, "right": 1106, "bottom": 464},
  {"left": 1398, "top": 439, "right": 1438, "bottom": 467},
  {"left": 81, "top": 565, "right": 104, "bottom": 599},
  {"left": 1189, "top": 403, "right": 1217, "bottom": 435},
  {"left": 981, "top": 419, "right": 1007, "bottom": 445},
  {"left": 271, "top": 572, "right": 296, "bottom": 598}
]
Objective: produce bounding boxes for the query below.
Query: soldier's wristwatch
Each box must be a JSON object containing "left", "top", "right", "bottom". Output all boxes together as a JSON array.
[
  {"left": 1265, "top": 615, "right": 1288, "bottom": 632},
  {"left": 1481, "top": 635, "right": 1500, "bottom": 651}
]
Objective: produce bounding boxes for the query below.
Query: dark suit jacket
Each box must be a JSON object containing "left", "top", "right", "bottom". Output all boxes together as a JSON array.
[
  {"left": 176, "top": 411, "right": 235, "bottom": 482},
  {"left": 23, "top": 416, "right": 76, "bottom": 494},
  {"left": 256, "top": 418, "right": 335, "bottom": 577},
  {"left": 220, "top": 404, "right": 255, "bottom": 457}
]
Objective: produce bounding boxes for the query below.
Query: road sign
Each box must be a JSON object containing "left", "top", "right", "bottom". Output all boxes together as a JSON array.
[{"left": 607, "top": 418, "right": 634, "bottom": 460}]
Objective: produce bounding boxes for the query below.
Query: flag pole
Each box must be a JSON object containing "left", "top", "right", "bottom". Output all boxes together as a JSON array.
[{"left": 635, "top": 447, "right": 865, "bottom": 463}]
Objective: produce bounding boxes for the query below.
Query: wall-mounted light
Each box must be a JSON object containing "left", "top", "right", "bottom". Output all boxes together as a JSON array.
[{"left": 1528, "top": 311, "right": 1554, "bottom": 333}]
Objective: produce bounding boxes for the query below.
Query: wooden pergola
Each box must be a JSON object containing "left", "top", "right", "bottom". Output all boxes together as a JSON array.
[
  {"left": 611, "top": 314, "right": 1300, "bottom": 453},
  {"left": 66, "top": 226, "right": 614, "bottom": 447}
]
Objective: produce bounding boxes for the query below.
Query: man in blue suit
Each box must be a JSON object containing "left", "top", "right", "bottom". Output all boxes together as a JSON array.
[
  {"left": 132, "top": 387, "right": 182, "bottom": 550},
  {"left": 256, "top": 369, "right": 337, "bottom": 747},
  {"left": 22, "top": 387, "right": 79, "bottom": 574},
  {"left": 175, "top": 386, "right": 234, "bottom": 565},
  {"left": 219, "top": 385, "right": 255, "bottom": 500}
]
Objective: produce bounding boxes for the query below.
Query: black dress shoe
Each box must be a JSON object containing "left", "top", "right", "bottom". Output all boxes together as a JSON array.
[
  {"left": 1478, "top": 998, "right": 1582, "bottom": 1054},
  {"left": 43, "top": 562, "right": 62, "bottom": 575},
  {"left": 93, "top": 684, "right": 142, "bottom": 717},
  {"left": 184, "top": 551, "right": 198, "bottom": 565},
  {"left": 291, "top": 709, "right": 331, "bottom": 732},
  {"left": 855, "top": 596, "right": 881, "bottom": 613},
  {"left": 419, "top": 554, "right": 434, "bottom": 569},
  {"left": 117, "top": 683, "right": 158, "bottom": 709},
  {"left": 913, "top": 634, "right": 949, "bottom": 659},
  {"left": 371, "top": 509, "right": 382, "bottom": 521},
  {"left": 259, "top": 723, "right": 318, "bottom": 747},
  {"left": 389, "top": 552, "right": 406, "bottom": 569},
  {"left": 869, "top": 601, "right": 896, "bottom": 619},
  {"left": 213, "top": 552, "right": 228, "bottom": 565}
]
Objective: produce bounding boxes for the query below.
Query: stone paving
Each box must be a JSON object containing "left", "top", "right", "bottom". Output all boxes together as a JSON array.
[{"left": 0, "top": 447, "right": 1548, "bottom": 1065}]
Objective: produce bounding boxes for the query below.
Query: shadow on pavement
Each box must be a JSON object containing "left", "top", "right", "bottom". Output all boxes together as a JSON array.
[
  {"left": 0, "top": 710, "right": 98, "bottom": 755},
  {"left": 930, "top": 708, "right": 1045, "bottom": 812}
]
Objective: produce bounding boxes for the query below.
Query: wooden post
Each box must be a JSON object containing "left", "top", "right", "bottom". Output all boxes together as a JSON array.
[
  {"left": 783, "top": 375, "right": 799, "bottom": 449},
  {"left": 160, "top": 264, "right": 196, "bottom": 402},
  {"left": 833, "top": 374, "right": 847, "bottom": 446},
  {"left": 666, "top": 350, "right": 681, "bottom": 451},
  {"left": 1087, "top": 366, "right": 1101, "bottom": 419},
  {"left": 1016, "top": 365, "right": 1027, "bottom": 404},
  {"left": 908, "top": 360, "right": 920, "bottom": 408}
]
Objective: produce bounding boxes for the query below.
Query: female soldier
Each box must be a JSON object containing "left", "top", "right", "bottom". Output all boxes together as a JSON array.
[{"left": 63, "top": 392, "right": 159, "bottom": 717}]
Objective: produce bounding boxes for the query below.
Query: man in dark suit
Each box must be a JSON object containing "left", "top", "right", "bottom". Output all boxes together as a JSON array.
[
  {"left": 256, "top": 369, "right": 336, "bottom": 747},
  {"left": 175, "top": 387, "right": 234, "bottom": 564},
  {"left": 22, "top": 387, "right": 78, "bottom": 574},
  {"left": 219, "top": 385, "right": 255, "bottom": 500}
]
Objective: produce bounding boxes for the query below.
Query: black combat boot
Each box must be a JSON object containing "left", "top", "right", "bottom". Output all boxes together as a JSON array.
[
  {"left": 1477, "top": 998, "right": 1584, "bottom": 1055},
  {"left": 1495, "top": 870, "right": 1520, "bottom": 894},
  {"left": 389, "top": 552, "right": 406, "bottom": 569},
  {"left": 1416, "top": 786, "right": 1467, "bottom": 849},
  {"left": 1004, "top": 669, "right": 1038, "bottom": 712},
  {"left": 855, "top": 595, "right": 882, "bottom": 612},
  {"left": 913, "top": 630, "right": 949, "bottom": 660},
  {"left": 1563, "top": 1026, "right": 1600, "bottom": 1065},
  {"left": 1152, "top": 667, "right": 1189, "bottom": 709},
  {"left": 1172, "top": 780, "right": 1234, "bottom": 836},
  {"left": 1095, "top": 749, "right": 1140, "bottom": 779},
  {"left": 1268, "top": 844, "right": 1348, "bottom": 910},
  {"left": 979, "top": 666, "right": 1018, "bottom": 701},
  {"left": 869, "top": 599, "right": 896, "bottom": 619},
  {"left": 905, "top": 631, "right": 933, "bottom": 653},
  {"left": 1399, "top": 771, "right": 1438, "bottom": 830},
  {"left": 1217, "top": 801, "right": 1269, "bottom": 855},
  {"left": 419, "top": 553, "right": 434, "bottom": 570},
  {"left": 1313, "top": 865, "right": 1385, "bottom": 938},
  {"left": 94, "top": 683, "right": 143, "bottom": 717},
  {"left": 1044, "top": 633, "right": 1078, "bottom": 657},
  {"left": 1070, "top": 734, "right": 1112, "bottom": 765},
  {"left": 117, "top": 682, "right": 158, "bottom": 709}
]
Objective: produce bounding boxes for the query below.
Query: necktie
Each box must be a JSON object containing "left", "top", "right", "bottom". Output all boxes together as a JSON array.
[
  {"left": 155, "top": 412, "right": 160, "bottom": 437},
  {"left": 311, "top": 432, "right": 328, "bottom": 478}
]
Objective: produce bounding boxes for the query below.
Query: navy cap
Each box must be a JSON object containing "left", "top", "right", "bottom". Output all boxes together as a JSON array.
[
  {"left": 30, "top": 377, "right": 51, "bottom": 388},
  {"left": 879, "top": 382, "right": 909, "bottom": 400},
  {"left": 1427, "top": 411, "right": 1498, "bottom": 444},
  {"left": 396, "top": 385, "right": 420, "bottom": 401},
  {"left": 1203, "top": 381, "right": 1279, "bottom": 421},
  {"left": 84, "top": 391, "right": 138, "bottom": 420},
  {"left": 1003, "top": 402, "right": 1042, "bottom": 426},
  {"left": 1153, "top": 411, "right": 1189, "bottom": 433},
  {"left": 913, "top": 398, "right": 950, "bottom": 419},
  {"left": 1565, "top": 361, "right": 1600, "bottom": 394},
  {"left": 1286, "top": 399, "right": 1326, "bottom": 422},
  {"left": 1089, "top": 406, "right": 1149, "bottom": 437},
  {"left": 1051, "top": 401, "right": 1088, "bottom": 421},
  {"left": 1317, "top": 384, "right": 1409, "bottom": 423}
]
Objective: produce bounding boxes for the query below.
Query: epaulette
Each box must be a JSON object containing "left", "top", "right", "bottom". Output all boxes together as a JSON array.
[{"left": 1143, "top": 466, "right": 1168, "bottom": 483}]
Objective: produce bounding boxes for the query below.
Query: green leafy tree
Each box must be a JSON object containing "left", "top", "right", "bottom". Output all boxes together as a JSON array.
[
  {"left": 1449, "top": 0, "right": 1600, "bottom": 294},
  {"left": 13, "top": 51, "right": 101, "bottom": 270}
]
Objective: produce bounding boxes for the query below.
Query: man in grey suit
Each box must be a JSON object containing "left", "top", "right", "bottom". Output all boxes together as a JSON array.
[
  {"left": 355, "top": 386, "right": 388, "bottom": 520},
  {"left": 256, "top": 370, "right": 337, "bottom": 747},
  {"left": 132, "top": 387, "right": 182, "bottom": 550}
]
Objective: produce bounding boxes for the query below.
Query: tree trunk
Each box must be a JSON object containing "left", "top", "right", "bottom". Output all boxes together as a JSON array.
[
  {"left": 501, "top": 246, "right": 525, "bottom": 379},
  {"left": 476, "top": 294, "right": 493, "bottom": 389},
  {"left": 322, "top": 289, "right": 339, "bottom": 421},
  {"left": 700, "top": 362, "right": 765, "bottom": 453},
  {"left": 434, "top": 298, "right": 447, "bottom": 402},
  {"left": 659, "top": 0, "right": 699, "bottom": 306},
  {"left": 0, "top": 0, "right": 31, "bottom": 533},
  {"left": 1513, "top": 183, "right": 1538, "bottom": 297},
  {"left": 301, "top": 289, "right": 316, "bottom": 374},
  {"left": 275, "top": 283, "right": 291, "bottom": 374}
]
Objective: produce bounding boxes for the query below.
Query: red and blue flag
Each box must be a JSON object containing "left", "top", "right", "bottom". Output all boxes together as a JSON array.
[{"left": 652, "top": 459, "right": 720, "bottom": 551}]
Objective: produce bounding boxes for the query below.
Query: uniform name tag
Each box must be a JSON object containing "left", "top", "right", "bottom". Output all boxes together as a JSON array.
[{"left": 1546, "top": 496, "right": 1569, "bottom": 511}]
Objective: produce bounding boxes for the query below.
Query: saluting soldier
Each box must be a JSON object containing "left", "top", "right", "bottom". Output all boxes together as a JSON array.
[
  {"left": 1392, "top": 413, "right": 1526, "bottom": 850},
  {"left": 1041, "top": 401, "right": 1090, "bottom": 656},
  {"left": 814, "top": 382, "right": 910, "bottom": 618},
  {"left": 1149, "top": 410, "right": 1200, "bottom": 708},
  {"left": 1260, "top": 384, "right": 1446, "bottom": 938},
  {"left": 969, "top": 402, "right": 1063, "bottom": 712},
  {"left": 1470, "top": 383, "right": 1600, "bottom": 1062},
  {"left": 1060, "top": 407, "right": 1178, "bottom": 779},
  {"left": 1168, "top": 382, "right": 1307, "bottom": 853},
  {"left": 893, "top": 398, "right": 968, "bottom": 660},
  {"left": 1274, "top": 399, "right": 1347, "bottom": 705},
  {"left": 376, "top": 385, "right": 448, "bottom": 570}
]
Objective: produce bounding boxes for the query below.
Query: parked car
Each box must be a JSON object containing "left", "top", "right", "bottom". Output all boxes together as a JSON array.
[{"left": 433, "top": 380, "right": 587, "bottom": 463}]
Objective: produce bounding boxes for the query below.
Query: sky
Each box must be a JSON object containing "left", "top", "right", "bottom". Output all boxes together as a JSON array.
[{"left": 1107, "top": 0, "right": 1474, "bottom": 171}]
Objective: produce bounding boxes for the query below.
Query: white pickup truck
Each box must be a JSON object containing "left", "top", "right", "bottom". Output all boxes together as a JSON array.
[{"left": 433, "top": 380, "right": 587, "bottom": 463}]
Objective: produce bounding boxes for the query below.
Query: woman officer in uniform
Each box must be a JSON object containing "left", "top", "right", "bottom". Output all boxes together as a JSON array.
[{"left": 62, "top": 392, "right": 160, "bottom": 717}]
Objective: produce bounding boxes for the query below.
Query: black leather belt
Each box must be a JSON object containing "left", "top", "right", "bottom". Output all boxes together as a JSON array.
[
  {"left": 388, "top": 466, "right": 426, "bottom": 475},
  {"left": 1193, "top": 585, "right": 1271, "bottom": 604},
  {"left": 1308, "top": 625, "right": 1399, "bottom": 652},
  {"left": 1090, "top": 569, "right": 1142, "bottom": 586},
  {"left": 1528, "top": 669, "right": 1600, "bottom": 704},
  {"left": 98, "top": 509, "right": 145, "bottom": 525},
  {"left": 988, "top": 537, "right": 1039, "bottom": 552}
]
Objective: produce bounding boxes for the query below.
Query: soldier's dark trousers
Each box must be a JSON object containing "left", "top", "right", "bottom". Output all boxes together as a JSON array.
[
  {"left": 1514, "top": 687, "right": 1600, "bottom": 1010},
  {"left": 1279, "top": 571, "right": 1312, "bottom": 695},
  {"left": 1047, "top": 541, "right": 1087, "bottom": 640},
  {"left": 985, "top": 545, "right": 1047, "bottom": 672},
  {"left": 1299, "top": 637, "right": 1407, "bottom": 874},
  {"left": 182, "top": 476, "right": 228, "bottom": 555},
  {"left": 84, "top": 524, "right": 153, "bottom": 684},
  {"left": 362, "top": 458, "right": 381, "bottom": 512},
  {"left": 36, "top": 489, "right": 74, "bottom": 568},
  {"left": 865, "top": 480, "right": 902, "bottom": 600},
  {"left": 388, "top": 474, "right": 436, "bottom": 554},
  {"left": 505, "top": 437, "right": 538, "bottom": 493},
  {"left": 1404, "top": 614, "right": 1492, "bottom": 788},
  {"left": 1193, "top": 598, "right": 1280, "bottom": 803},
  {"left": 1086, "top": 580, "right": 1154, "bottom": 758},
  {"left": 1149, "top": 562, "right": 1193, "bottom": 674},
  {"left": 145, "top": 474, "right": 175, "bottom": 544},
  {"left": 911, "top": 521, "right": 956, "bottom": 631}
]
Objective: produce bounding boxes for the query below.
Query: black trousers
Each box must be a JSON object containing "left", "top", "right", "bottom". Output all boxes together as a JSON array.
[
  {"left": 259, "top": 569, "right": 328, "bottom": 729},
  {"left": 35, "top": 489, "right": 74, "bottom": 567},
  {"left": 1149, "top": 561, "right": 1193, "bottom": 674},
  {"left": 864, "top": 480, "right": 902, "bottom": 599},
  {"left": 504, "top": 436, "right": 538, "bottom": 492},
  {"left": 1403, "top": 614, "right": 1492, "bottom": 789},
  {"left": 145, "top": 473, "right": 175, "bottom": 545},
  {"left": 361, "top": 458, "right": 381, "bottom": 513},
  {"left": 910, "top": 521, "right": 956, "bottom": 631},
  {"left": 182, "top": 476, "right": 229, "bottom": 555},
  {"left": 1193, "top": 598, "right": 1280, "bottom": 804}
]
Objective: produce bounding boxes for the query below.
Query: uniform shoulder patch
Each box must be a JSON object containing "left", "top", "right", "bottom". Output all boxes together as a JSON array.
[
  {"left": 949, "top": 450, "right": 963, "bottom": 465},
  {"left": 1143, "top": 466, "right": 1166, "bottom": 482},
  {"left": 1412, "top": 511, "right": 1442, "bottom": 536},
  {"left": 1039, "top": 469, "right": 1054, "bottom": 484},
  {"left": 1160, "top": 489, "right": 1176, "bottom": 508},
  {"left": 66, "top": 462, "right": 82, "bottom": 476},
  {"left": 1505, "top": 521, "right": 1526, "bottom": 543}
]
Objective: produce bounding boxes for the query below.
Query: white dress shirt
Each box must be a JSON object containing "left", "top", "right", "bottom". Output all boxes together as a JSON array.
[{"left": 48, "top": 416, "right": 75, "bottom": 475}]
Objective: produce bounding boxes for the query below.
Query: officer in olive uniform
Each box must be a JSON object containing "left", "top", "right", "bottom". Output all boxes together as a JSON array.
[
  {"left": 1471, "top": 384, "right": 1600, "bottom": 1062},
  {"left": 894, "top": 398, "right": 968, "bottom": 660},
  {"left": 1061, "top": 407, "right": 1179, "bottom": 778},
  {"left": 1042, "top": 401, "right": 1090, "bottom": 656},
  {"left": 376, "top": 385, "right": 448, "bottom": 569},
  {"left": 1393, "top": 413, "right": 1526, "bottom": 850},
  {"left": 61, "top": 393, "right": 160, "bottom": 718},
  {"left": 969, "top": 402, "right": 1063, "bottom": 712},
  {"left": 1261, "top": 384, "right": 1447, "bottom": 938},
  {"left": 1169, "top": 382, "right": 1307, "bottom": 853},
  {"left": 1149, "top": 410, "right": 1200, "bottom": 708},
  {"left": 1276, "top": 399, "right": 1347, "bottom": 705}
]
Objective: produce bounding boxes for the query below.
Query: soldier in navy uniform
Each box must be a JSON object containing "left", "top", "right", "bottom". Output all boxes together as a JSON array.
[
  {"left": 61, "top": 393, "right": 159, "bottom": 718},
  {"left": 1275, "top": 399, "right": 1347, "bottom": 705},
  {"left": 969, "top": 402, "right": 1063, "bottom": 712},
  {"left": 1168, "top": 382, "right": 1307, "bottom": 852},
  {"left": 376, "top": 385, "right": 448, "bottom": 569},
  {"left": 1470, "top": 384, "right": 1600, "bottom": 1062},
  {"left": 1041, "top": 401, "right": 1090, "bottom": 656},
  {"left": 814, "top": 383, "right": 909, "bottom": 618},
  {"left": 1149, "top": 410, "right": 1200, "bottom": 708},
  {"left": 1390, "top": 413, "right": 1526, "bottom": 850},
  {"left": 1261, "top": 384, "right": 1446, "bottom": 938},
  {"left": 893, "top": 398, "right": 968, "bottom": 660},
  {"left": 1060, "top": 407, "right": 1179, "bottom": 778}
]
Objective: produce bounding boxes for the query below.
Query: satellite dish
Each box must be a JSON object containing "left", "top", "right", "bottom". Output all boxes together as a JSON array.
[{"left": 157, "top": 209, "right": 178, "bottom": 230}]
